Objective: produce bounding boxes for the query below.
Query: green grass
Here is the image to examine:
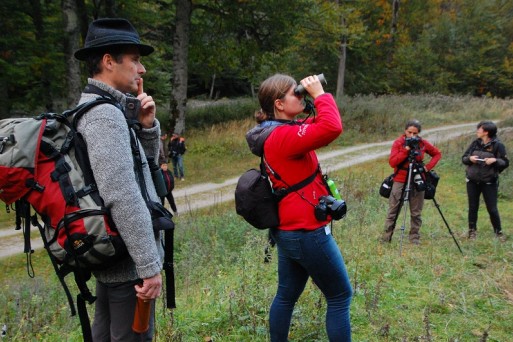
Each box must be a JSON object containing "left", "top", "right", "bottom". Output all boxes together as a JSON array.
[{"left": 0, "top": 95, "right": 512, "bottom": 341}]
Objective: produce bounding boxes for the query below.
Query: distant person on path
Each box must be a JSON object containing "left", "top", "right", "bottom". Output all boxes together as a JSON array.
[
  {"left": 168, "top": 133, "right": 186, "bottom": 181},
  {"left": 462, "top": 121, "right": 509, "bottom": 241},
  {"left": 159, "top": 133, "right": 169, "bottom": 165},
  {"left": 74, "top": 18, "right": 163, "bottom": 340},
  {"left": 160, "top": 163, "right": 177, "bottom": 214},
  {"left": 246, "top": 74, "right": 353, "bottom": 341},
  {"left": 381, "top": 120, "right": 441, "bottom": 244}
]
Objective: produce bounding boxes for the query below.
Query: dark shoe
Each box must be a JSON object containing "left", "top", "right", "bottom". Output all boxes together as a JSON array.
[
  {"left": 468, "top": 229, "right": 477, "bottom": 240},
  {"left": 495, "top": 231, "right": 506, "bottom": 242},
  {"left": 380, "top": 232, "right": 393, "bottom": 243}
]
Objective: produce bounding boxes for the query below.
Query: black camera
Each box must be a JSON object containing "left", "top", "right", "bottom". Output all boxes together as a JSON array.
[
  {"left": 405, "top": 136, "right": 421, "bottom": 150},
  {"left": 314, "top": 195, "right": 347, "bottom": 221},
  {"left": 124, "top": 96, "right": 141, "bottom": 122},
  {"left": 412, "top": 164, "right": 426, "bottom": 191}
]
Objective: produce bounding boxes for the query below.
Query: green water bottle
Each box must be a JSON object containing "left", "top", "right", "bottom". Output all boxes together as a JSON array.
[{"left": 326, "top": 178, "right": 342, "bottom": 200}]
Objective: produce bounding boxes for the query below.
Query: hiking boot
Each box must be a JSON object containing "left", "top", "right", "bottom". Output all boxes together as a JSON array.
[
  {"left": 468, "top": 229, "right": 477, "bottom": 240},
  {"left": 380, "top": 232, "right": 392, "bottom": 243},
  {"left": 495, "top": 231, "right": 507, "bottom": 242}
]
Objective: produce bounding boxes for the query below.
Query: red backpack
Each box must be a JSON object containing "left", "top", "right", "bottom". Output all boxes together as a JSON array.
[{"left": 0, "top": 98, "right": 128, "bottom": 340}]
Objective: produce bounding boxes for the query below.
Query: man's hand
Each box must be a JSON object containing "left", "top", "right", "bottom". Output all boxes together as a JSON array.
[
  {"left": 137, "top": 78, "right": 156, "bottom": 128},
  {"left": 134, "top": 273, "right": 162, "bottom": 300}
]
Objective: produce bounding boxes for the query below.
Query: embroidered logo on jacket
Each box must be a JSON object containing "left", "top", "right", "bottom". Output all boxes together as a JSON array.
[{"left": 297, "top": 124, "right": 309, "bottom": 137}]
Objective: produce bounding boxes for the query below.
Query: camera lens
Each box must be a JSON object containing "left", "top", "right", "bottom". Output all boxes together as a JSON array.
[{"left": 414, "top": 174, "right": 426, "bottom": 191}]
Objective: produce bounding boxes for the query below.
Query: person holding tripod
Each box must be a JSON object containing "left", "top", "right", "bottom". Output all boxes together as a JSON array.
[
  {"left": 381, "top": 120, "right": 442, "bottom": 244},
  {"left": 462, "top": 121, "right": 509, "bottom": 241}
]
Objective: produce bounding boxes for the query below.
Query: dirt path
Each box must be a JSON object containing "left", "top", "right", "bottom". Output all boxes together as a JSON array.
[{"left": 0, "top": 122, "right": 481, "bottom": 259}]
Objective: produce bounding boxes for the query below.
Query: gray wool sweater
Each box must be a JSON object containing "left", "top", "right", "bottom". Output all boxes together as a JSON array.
[{"left": 76, "top": 78, "right": 163, "bottom": 283}]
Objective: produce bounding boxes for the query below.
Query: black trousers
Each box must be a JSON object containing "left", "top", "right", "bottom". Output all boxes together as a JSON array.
[{"left": 466, "top": 179, "right": 502, "bottom": 233}]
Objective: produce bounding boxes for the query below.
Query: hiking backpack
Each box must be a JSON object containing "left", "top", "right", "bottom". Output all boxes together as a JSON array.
[
  {"left": 0, "top": 99, "right": 130, "bottom": 338},
  {"left": 0, "top": 97, "right": 176, "bottom": 341},
  {"left": 0, "top": 99, "right": 128, "bottom": 267}
]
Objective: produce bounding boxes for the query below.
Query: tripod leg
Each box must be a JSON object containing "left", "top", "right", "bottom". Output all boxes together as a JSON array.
[
  {"left": 431, "top": 197, "right": 464, "bottom": 255},
  {"left": 399, "top": 161, "right": 415, "bottom": 255},
  {"left": 399, "top": 200, "right": 410, "bottom": 256}
]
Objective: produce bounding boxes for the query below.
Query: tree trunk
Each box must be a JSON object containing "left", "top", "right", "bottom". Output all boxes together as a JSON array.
[
  {"left": 209, "top": 73, "right": 216, "bottom": 100},
  {"left": 62, "top": 0, "right": 82, "bottom": 107},
  {"left": 169, "top": 0, "right": 192, "bottom": 135},
  {"left": 336, "top": 20, "right": 347, "bottom": 99},
  {"left": 28, "top": 0, "right": 54, "bottom": 111},
  {"left": 387, "top": 0, "right": 400, "bottom": 65},
  {"left": 104, "top": 0, "right": 117, "bottom": 17},
  {"left": 335, "top": 1, "right": 346, "bottom": 99}
]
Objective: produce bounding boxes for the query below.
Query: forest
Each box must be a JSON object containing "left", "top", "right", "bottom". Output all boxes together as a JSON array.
[{"left": 1, "top": 0, "right": 513, "bottom": 133}]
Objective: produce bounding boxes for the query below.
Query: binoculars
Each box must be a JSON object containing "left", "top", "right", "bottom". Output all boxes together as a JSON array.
[{"left": 294, "top": 73, "right": 327, "bottom": 96}]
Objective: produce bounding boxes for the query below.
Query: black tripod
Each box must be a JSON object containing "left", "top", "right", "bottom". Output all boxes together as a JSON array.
[
  {"left": 389, "top": 153, "right": 463, "bottom": 255},
  {"left": 394, "top": 153, "right": 416, "bottom": 255}
]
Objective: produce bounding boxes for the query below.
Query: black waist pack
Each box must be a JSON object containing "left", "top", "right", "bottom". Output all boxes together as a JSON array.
[
  {"left": 235, "top": 168, "right": 279, "bottom": 230},
  {"left": 379, "top": 174, "right": 394, "bottom": 198},
  {"left": 423, "top": 170, "right": 440, "bottom": 200}
]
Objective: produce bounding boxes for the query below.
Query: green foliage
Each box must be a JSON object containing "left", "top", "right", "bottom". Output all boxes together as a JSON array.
[{"left": 3, "top": 0, "right": 513, "bottom": 119}]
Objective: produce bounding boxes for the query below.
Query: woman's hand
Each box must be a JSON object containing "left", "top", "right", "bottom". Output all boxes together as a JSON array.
[
  {"left": 484, "top": 157, "right": 496, "bottom": 165},
  {"left": 469, "top": 155, "right": 480, "bottom": 163},
  {"left": 299, "top": 75, "right": 325, "bottom": 99}
]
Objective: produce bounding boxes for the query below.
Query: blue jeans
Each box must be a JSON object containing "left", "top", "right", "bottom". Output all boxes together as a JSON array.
[
  {"left": 269, "top": 226, "right": 353, "bottom": 342},
  {"left": 171, "top": 155, "right": 184, "bottom": 178}
]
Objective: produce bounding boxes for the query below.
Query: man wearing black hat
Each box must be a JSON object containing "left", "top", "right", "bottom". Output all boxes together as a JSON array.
[{"left": 74, "top": 18, "right": 163, "bottom": 341}]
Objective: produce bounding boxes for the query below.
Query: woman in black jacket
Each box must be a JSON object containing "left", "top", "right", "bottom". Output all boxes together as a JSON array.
[{"left": 462, "top": 121, "right": 509, "bottom": 241}]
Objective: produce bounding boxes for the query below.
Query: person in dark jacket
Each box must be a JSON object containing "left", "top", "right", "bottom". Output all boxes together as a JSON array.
[
  {"left": 160, "top": 163, "right": 177, "bottom": 213},
  {"left": 168, "top": 133, "right": 186, "bottom": 180},
  {"left": 381, "top": 120, "right": 442, "bottom": 244},
  {"left": 246, "top": 74, "right": 352, "bottom": 341},
  {"left": 462, "top": 121, "right": 509, "bottom": 241}
]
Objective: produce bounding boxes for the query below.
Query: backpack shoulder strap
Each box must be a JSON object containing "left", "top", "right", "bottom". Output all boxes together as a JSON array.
[{"left": 262, "top": 156, "right": 319, "bottom": 201}]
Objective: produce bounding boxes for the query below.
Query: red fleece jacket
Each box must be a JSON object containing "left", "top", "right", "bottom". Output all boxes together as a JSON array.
[
  {"left": 389, "top": 135, "right": 442, "bottom": 183},
  {"left": 264, "top": 93, "right": 342, "bottom": 231}
]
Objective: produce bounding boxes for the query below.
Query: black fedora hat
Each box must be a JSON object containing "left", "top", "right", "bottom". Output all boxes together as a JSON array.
[{"left": 74, "top": 18, "right": 154, "bottom": 61}]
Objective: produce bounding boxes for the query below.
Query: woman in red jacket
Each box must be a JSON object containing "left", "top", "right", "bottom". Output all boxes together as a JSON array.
[
  {"left": 381, "top": 120, "right": 442, "bottom": 244},
  {"left": 246, "top": 74, "right": 352, "bottom": 341}
]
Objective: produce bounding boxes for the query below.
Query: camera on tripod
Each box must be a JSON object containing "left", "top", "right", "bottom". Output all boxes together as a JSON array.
[
  {"left": 412, "top": 163, "right": 426, "bottom": 191},
  {"left": 314, "top": 195, "right": 347, "bottom": 221},
  {"left": 405, "top": 136, "right": 421, "bottom": 150}
]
